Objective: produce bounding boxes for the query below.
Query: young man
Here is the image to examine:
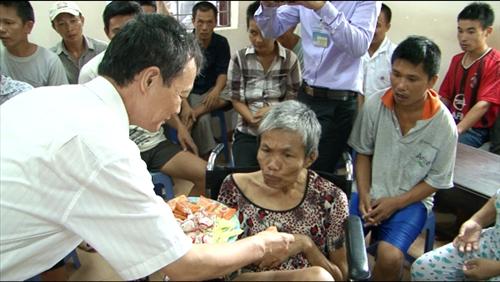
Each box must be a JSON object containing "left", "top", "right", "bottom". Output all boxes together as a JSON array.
[
  {"left": 439, "top": 2, "right": 499, "bottom": 148},
  {"left": 0, "top": 1, "right": 68, "bottom": 87},
  {"left": 179, "top": 1, "right": 231, "bottom": 158},
  {"left": 0, "top": 13, "right": 294, "bottom": 281},
  {"left": 227, "top": 1, "right": 301, "bottom": 167},
  {"left": 360, "top": 3, "right": 397, "bottom": 106},
  {"left": 348, "top": 36, "right": 458, "bottom": 280},
  {"left": 79, "top": 1, "right": 206, "bottom": 197},
  {"left": 49, "top": 1, "right": 107, "bottom": 84},
  {"left": 255, "top": 1, "right": 380, "bottom": 174}
]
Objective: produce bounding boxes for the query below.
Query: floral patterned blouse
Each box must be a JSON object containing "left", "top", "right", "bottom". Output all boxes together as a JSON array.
[{"left": 217, "top": 170, "right": 349, "bottom": 272}]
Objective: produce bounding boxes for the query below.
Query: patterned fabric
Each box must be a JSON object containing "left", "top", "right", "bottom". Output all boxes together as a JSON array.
[
  {"left": 217, "top": 170, "right": 349, "bottom": 272},
  {"left": 411, "top": 189, "right": 500, "bottom": 281},
  {"left": 0, "top": 74, "right": 33, "bottom": 105},
  {"left": 129, "top": 125, "right": 166, "bottom": 152},
  {"left": 225, "top": 43, "right": 301, "bottom": 136}
]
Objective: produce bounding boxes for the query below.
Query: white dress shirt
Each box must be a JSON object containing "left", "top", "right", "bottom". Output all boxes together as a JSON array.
[
  {"left": 361, "top": 36, "right": 397, "bottom": 96},
  {"left": 0, "top": 77, "right": 191, "bottom": 280}
]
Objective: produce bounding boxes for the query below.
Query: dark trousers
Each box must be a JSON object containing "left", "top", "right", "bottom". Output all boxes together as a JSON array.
[
  {"left": 298, "top": 89, "right": 357, "bottom": 173},
  {"left": 232, "top": 130, "right": 259, "bottom": 167}
]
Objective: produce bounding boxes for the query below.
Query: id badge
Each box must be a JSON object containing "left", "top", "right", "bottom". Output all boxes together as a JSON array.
[{"left": 312, "top": 27, "right": 329, "bottom": 48}]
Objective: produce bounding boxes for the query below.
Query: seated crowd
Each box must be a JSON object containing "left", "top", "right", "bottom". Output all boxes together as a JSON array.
[{"left": 0, "top": 1, "right": 498, "bottom": 281}]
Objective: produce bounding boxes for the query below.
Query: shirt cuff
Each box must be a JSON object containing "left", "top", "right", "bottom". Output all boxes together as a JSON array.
[
  {"left": 256, "top": 3, "right": 278, "bottom": 17},
  {"left": 316, "top": 1, "right": 340, "bottom": 27}
]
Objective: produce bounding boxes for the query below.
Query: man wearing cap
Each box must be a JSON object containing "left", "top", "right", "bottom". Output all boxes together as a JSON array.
[
  {"left": 49, "top": 1, "right": 107, "bottom": 84},
  {"left": 0, "top": 1, "right": 68, "bottom": 87}
]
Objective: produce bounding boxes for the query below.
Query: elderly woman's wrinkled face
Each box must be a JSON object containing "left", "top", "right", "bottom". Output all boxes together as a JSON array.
[{"left": 257, "top": 129, "right": 315, "bottom": 188}]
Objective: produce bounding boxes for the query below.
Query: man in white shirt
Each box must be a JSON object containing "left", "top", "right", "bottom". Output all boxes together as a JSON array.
[
  {"left": 80, "top": 1, "right": 207, "bottom": 196},
  {"left": 360, "top": 3, "right": 397, "bottom": 107},
  {"left": 0, "top": 14, "right": 293, "bottom": 281}
]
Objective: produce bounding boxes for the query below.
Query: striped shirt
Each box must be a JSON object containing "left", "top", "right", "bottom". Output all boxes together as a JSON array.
[
  {"left": 226, "top": 42, "right": 301, "bottom": 135},
  {"left": 50, "top": 36, "right": 108, "bottom": 84}
]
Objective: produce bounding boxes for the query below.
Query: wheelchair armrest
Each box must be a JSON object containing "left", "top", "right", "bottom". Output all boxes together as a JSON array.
[
  {"left": 342, "top": 151, "right": 353, "bottom": 182},
  {"left": 345, "top": 215, "right": 371, "bottom": 281},
  {"left": 207, "top": 143, "right": 225, "bottom": 171}
]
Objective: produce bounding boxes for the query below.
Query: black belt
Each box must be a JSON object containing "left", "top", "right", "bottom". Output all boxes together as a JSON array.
[{"left": 302, "top": 82, "right": 358, "bottom": 101}]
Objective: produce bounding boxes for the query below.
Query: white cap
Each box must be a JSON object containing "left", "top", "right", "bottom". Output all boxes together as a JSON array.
[{"left": 49, "top": 1, "right": 82, "bottom": 21}]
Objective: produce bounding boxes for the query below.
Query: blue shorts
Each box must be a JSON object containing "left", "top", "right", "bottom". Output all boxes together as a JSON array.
[{"left": 349, "top": 192, "right": 427, "bottom": 253}]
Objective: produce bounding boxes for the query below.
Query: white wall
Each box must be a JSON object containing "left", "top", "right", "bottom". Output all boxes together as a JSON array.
[{"left": 28, "top": 1, "right": 500, "bottom": 89}]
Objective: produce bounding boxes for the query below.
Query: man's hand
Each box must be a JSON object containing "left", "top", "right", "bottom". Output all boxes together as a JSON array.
[
  {"left": 363, "top": 197, "right": 400, "bottom": 227},
  {"left": 463, "top": 258, "right": 500, "bottom": 280},
  {"left": 453, "top": 219, "right": 482, "bottom": 253},
  {"left": 250, "top": 107, "right": 270, "bottom": 129},
  {"left": 179, "top": 100, "right": 196, "bottom": 130},
  {"left": 176, "top": 125, "right": 199, "bottom": 155},
  {"left": 202, "top": 90, "right": 220, "bottom": 112},
  {"left": 358, "top": 193, "right": 375, "bottom": 226}
]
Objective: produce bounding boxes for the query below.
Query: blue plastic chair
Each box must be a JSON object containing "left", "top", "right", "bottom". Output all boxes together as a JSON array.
[
  {"left": 64, "top": 248, "right": 81, "bottom": 269},
  {"left": 150, "top": 171, "right": 175, "bottom": 200}
]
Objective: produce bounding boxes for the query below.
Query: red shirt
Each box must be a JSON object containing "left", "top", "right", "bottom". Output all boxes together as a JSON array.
[{"left": 439, "top": 48, "right": 500, "bottom": 128}]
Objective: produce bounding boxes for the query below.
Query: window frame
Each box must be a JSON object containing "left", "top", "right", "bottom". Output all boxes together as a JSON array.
[{"left": 168, "top": 1, "right": 233, "bottom": 30}]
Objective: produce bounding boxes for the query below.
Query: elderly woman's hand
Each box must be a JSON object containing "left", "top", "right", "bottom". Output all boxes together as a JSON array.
[
  {"left": 254, "top": 226, "right": 295, "bottom": 262},
  {"left": 257, "top": 234, "right": 312, "bottom": 269}
]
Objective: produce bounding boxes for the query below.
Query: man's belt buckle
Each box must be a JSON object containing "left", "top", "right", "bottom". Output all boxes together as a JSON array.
[{"left": 304, "top": 85, "right": 356, "bottom": 101}]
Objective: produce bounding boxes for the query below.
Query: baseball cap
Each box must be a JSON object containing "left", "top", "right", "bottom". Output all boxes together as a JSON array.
[{"left": 49, "top": 1, "right": 82, "bottom": 21}]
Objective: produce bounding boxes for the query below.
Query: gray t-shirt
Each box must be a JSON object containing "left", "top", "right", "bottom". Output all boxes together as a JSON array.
[
  {"left": 348, "top": 89, "right": 458, "bottom": 210},
  {"left": 1, "top": 45, "right": 68, "bottom": 87}
]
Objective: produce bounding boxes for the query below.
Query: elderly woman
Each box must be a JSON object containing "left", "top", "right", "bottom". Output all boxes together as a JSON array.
[{"left": 217, "top": 100, "right": 349, "bottom": 281}]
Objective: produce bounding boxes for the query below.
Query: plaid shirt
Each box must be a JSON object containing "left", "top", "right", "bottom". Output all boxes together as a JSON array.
[{"left": 225, "top": 43, "right": 301, "bottom": 135}]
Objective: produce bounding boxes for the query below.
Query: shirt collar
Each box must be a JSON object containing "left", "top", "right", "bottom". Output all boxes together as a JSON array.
[
  {"left": 381, "top": 88, "right": 441, "bottom": 120},
  {"left": 245, "top": 41, "right": 286, "bottom": 59},
  {"left": 54, "top": 35, "right": 92, "bottom": 55},
  {"left": 82, "top": 76, "right": 129, "bottom": 130},
  {"left": 372, "top": 36, "right": 391, "bottom": 57}
]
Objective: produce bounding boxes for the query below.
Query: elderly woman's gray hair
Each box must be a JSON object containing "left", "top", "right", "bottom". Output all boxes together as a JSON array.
[{"left": 258, "top": 100, "right": 321, "bottom": 157}]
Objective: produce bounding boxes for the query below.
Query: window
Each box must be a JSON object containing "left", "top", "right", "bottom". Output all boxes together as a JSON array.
[{"left": 165, "top": 1, "right": 231, "bottom": 30}]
